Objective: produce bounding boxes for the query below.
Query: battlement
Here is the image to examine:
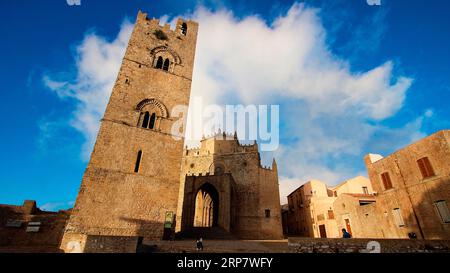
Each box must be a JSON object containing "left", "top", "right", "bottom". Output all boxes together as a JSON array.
[
  {"left": 201, "top": 130, "right": 259, "bottom": 148},
  {"left": 114, "top": 9, "right": 200, "bottom": 84},
  {"left": 201, "top": 129, "right": 237, "bottom": 141},
  {"left": 183, "top": 131, "right": 262, "bottom": 156},
  {"left": 261, "top": 165, "right": 273, "bottom": 171},
  {"left": 136, "top": 10, "right": 198, "bottom": 37}
]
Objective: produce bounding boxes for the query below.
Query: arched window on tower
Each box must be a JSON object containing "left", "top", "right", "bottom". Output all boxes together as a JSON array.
[
  {"left": 136, "top": 98, "right": 168, "bottom": 131},
  {"left": 149, "top": 113, "right": 156, "bottom": 129},
  {"left": 134, "top": 150, "right": 142, "bottom": 173},
  {"left": 181, "top": 23, "right": 187, "bottom": 35},
  {"left": 155, "top": 56, "right": 163, "bottom": 69},
  {"left": 142, "top": 111, "right": 150, "bottom": 128},
  {"left": 163, "top": 58, "right": 170, "bottom": 71}
]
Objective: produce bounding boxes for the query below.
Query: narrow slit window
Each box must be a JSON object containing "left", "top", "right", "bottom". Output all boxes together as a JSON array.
[
  {"left": 149, "top": 113, "right": 156, "bottom": 129},
  {"left": 163, "top": 58, "right": 170, "bottom": 71},
  {"left": 156, "top": 56, "right": 163, "bottom": 69},
  {"left": 134, "top": 150, "right": 142, "bottom": 173},
  {"left": 265, "top": 209, "right": 271, "bottom": 218},
  {"left": 181, "top": 22, "right": 187, "bottom": 35},
  {"left": 142, "top": 112, "right": 150, "bottom": 128}
]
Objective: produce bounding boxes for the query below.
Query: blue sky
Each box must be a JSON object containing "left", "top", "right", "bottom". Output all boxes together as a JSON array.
[{"left": 1, "top": 0, "right": 449, "bottom": 210}]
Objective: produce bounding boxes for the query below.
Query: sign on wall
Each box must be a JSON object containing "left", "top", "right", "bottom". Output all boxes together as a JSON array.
[{"left": 164, "top": 211, "right": 174, "bottom": 229}]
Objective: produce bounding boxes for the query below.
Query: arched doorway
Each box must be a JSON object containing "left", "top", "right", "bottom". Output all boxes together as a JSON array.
[{"left": 193, "top": 183, "right": 219, "bottom": 227}]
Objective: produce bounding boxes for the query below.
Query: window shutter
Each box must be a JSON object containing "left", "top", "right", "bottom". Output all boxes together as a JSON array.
[
  {"left": 328, "top": 210, "right": 335, "bottom": 220},
  {"left": 423, "top": 157, "right": 435, "bottom": 177},
  {"left": 393, "top": 208, "right": 405, "bottom": 227},
  {"left": 317, "top": 214, "right": 325, "bottom": 221},
  {"left": 381, "top": 172, "right": 393, "bottom": 190},
  {"left": 417, "top": 158, "right": 427, "bottom": 178},
  {"left": 362, "top": 187, "right": 369, "bottom": 195},
  {"left": 435, "top": 201, "right": 450, "bottom": 223},
  {"left": 418, "top": 157, "right": 435, "bottom": 179}
]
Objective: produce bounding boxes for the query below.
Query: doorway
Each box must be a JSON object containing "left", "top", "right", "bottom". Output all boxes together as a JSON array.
[
  {"left": 319, "top": 224, "right": 327, "bottom": 238},
  {"left": 193, "top": 183, "right": 219, "bottom": 227},
  {"left": 344, "top": 218, "right": 353, "bottom": 236}
]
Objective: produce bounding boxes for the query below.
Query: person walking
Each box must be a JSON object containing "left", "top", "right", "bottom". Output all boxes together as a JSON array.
[
  {"left": 342, "top": 228, "right": 352, "bottom": 238},
  {"left": 196, "top": 237, "right": 201, "bottom": 251},
  {"left": 196, "top": 237, "right": 204, "bottom": 251},
  {"left": 198, "top": 237, "right": 204, "bottom": 251}
]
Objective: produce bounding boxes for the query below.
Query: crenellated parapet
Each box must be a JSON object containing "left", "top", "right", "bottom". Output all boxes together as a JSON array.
[{"left": 136, "top": 10, "right": 197, "bottom": 38}]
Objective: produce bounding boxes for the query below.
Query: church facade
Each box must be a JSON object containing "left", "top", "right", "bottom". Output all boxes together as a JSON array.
[{"left": 177, "top": 133, "right": 283, "bottom": 240}]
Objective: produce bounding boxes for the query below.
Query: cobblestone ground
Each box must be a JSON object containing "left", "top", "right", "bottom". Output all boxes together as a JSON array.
[{"left": 143, "top": 239, "right": 290, "bottom": 253}]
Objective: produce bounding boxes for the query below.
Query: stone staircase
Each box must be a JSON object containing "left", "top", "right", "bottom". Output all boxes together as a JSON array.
[{"left": 176, "top": 227, "right": 237, "bottom": 240}]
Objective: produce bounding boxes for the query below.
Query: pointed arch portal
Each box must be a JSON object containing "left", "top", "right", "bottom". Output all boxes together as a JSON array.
[
  {"left": 180, "top": 174, "right": 235, "bottom": 235},
  {"left": 194, "top": 183, "right": 219, "bottom": 227}
]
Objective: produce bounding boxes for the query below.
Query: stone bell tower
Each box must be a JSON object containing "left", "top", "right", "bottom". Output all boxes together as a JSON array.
[{"left": 61, "top": 11, "right": 198, "bottom": 252}]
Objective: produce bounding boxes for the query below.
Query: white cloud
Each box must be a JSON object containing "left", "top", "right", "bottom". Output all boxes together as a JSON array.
[
  {"left": 43, "top": 20, "right": 134, "bottom": 159},
  {"left": 188, "top": 4, "right": 421, "bottom": 201},
  {"left": 278, "top": 177, "right": 303, "bottom": 205},
  {"left": 43, "top": 3, "right": 425, "bottom": 203},
  {"left": 190, "top": 4, "right": 412, "bottom": 121},
  {"left": 40, "top": 201, "right": 74, "bottom": 212}
]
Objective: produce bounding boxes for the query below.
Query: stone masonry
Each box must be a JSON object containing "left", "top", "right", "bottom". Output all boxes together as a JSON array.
[
  {"left": 285, "top": 130, "right": 450, "bottom": 241},
  {"left": 286, "top": 177, "right": 375, "bottom": 238},
  {"left": 365, "top": 130, "right": 450, "bottom": 239},
  {"left": 60, "top": 11, "right": 198, "bottom": 252},
  {"left": 176, "top": 132, "right": 284, "bottom": 239},
  {"left": 0, "top": 200, "right": 70, "bottom": 252}
]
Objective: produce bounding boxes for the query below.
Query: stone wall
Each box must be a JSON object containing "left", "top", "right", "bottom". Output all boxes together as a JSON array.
[
  {"left": 288, "top": 237, "right": 450, "bottom": 253},
  {"left": 0, "top": 201, "right": 69, "bottom": 251},
  {"left": 286, "top": 178, "right": 374, "bottom": 238},
  {"left": 83, "top": 236, "right": 139, "bottom": 253},
  {"left": 365, "top": 130, "right": 450, "bottom": 240},
  {"left": 333, "top": 194, "right": 384, "bottom": 238}
]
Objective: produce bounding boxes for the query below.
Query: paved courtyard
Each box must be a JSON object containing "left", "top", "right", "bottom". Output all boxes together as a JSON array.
[{"left": 143, "top": 239, "right": 290, "bottom": 253}]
